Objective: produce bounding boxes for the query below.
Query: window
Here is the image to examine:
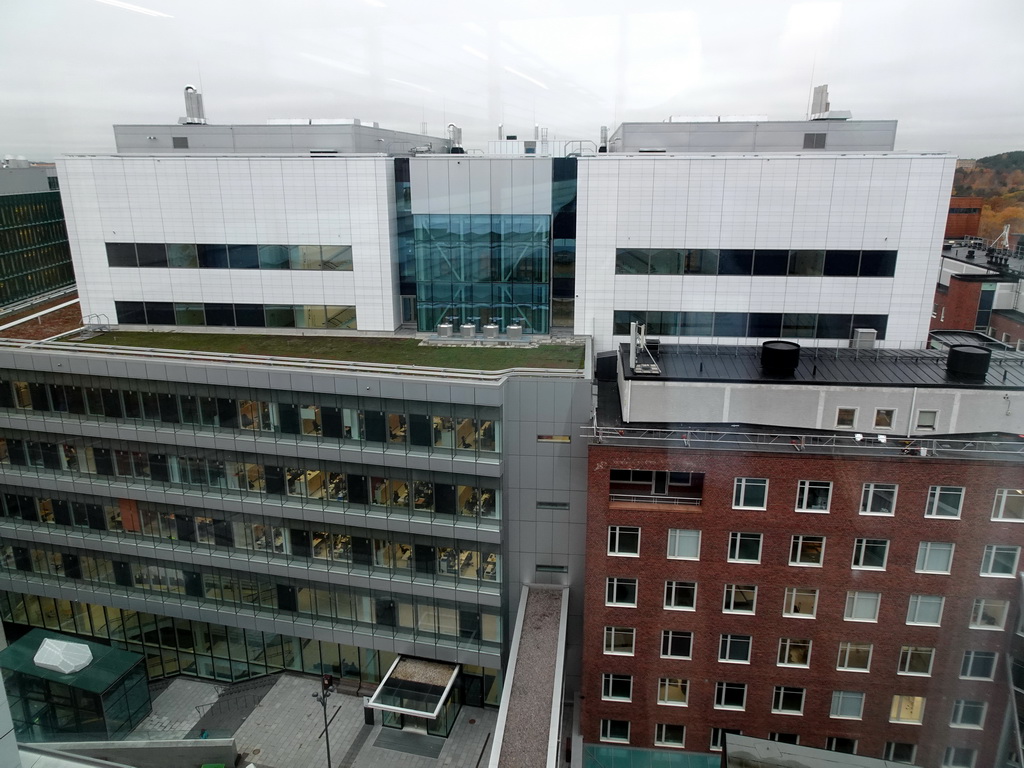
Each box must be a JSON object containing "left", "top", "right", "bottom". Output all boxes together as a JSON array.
[
  {"left": 789, "top": 535, "right": 824, "bottom": 566},
  {"left": 860, "top": 482, "right": 897, "bottom": 515},
  {"left": 661, "top": 630, "right": 693, "bottom": 659},
  {"left": 772, "top": 686, "right": 805, "bottom": 715},
  {"left": 778, "top": 638, "right": 811, "bottom": 667},
  {"left": 898, "top": 646, "right": 935, "bottom": 676},
  {"left": 960, "top": 650, "right": 997, "bottom": 680},
  {"left": 970, "top": 598, "right": 1008, "bottom": 629},
  {"left": 657, "top": 678, "right": 688, "bottom": 706},
  {"left": 852, "top": 538, "right": 889, "bottom": 569},
  {"left": 796, "top": 480, "right": 832, "bottom": 512},
  {"left": 830, "top": 690, "right": 864, "bottom": 719},
  {"left": 728, "top": 532, "right": 762, "bottom": 563},
  {"left": 836, "top": 642, "right": 872, "bottom": 671},
  {"left": 710, "top": 727, "right": 741, "bottom": 751},
  {"left": 537, "top": 434, "right": 570, "bottom": 443},
  {"left": 601, "top": 673, "right": 632, "bottom": 701},
  {"left": 950, "top": 700, "right": 986, "bottom": 728},
  {"left": 714, "top": 681, "right": 746, "bottom": 710},
  {"left": 981, "top": 544, "right": 1020, "bottom": 576},
  {"left": 783, "top": 587, "right": 818, "bottom": 617},
  {"left": 906, "top": 594, "right": 944, "bottom": 625},
  {"left": 844, "top": 591, "right": 880, "bottom": 622},
  {"left": 874, "top": 408, "right": 895, "bottom": 429},
  {"left": 600, "top": 719, "right": 630, "bottom": 743},
  {"left": 733, "top": 478, "right": 768, "bottom": 509},
  {"left": 835, "top": 407, "right": 856, "bottom": 428},
  {"left": 171, "top": 136, "right": 189, "bottom": 149},
  {"left": 770, "top": 733, "right": 799, "bottom": 745},
  {"left": 826, "top": 737, "right": 857, "bottom": 754},
  {"left": 608, "top": 526, "right": 640, "bottom": 556},
  {"left": 664, "top": 581, "right": 696, "bottom": 610},
  {"left": 943, "top": 748, "right": 977, "bottom": 768},
  {"left": 606, "top": 577, "right": 637, "bottom": 606},
  {"left": 723, "top": 584, "right": 757, "bottom": 613},
  {"left": 667, "top": 529, "right": 700, "bottom": 559},
  {"left": 890, "top": 695, "right": 925, "bottom": 724},
  {"left": 654, "top": 723, "right": 685, "bottom": 748},
  {"left": 803, "top": 132, "right": 826, "bottom": 149},
  {"left": 917, "top": 542, "right": 954, "bottom": 573},
  {"left": 926, "top": 486, "right": 964, "bottom": 518},
  {"left": 916, "top": 410, "right": 938, "bottom": 430},
  {"left": 604, "top": 626, "right": 635, "bottom": 655},
  {"left": 719, "top": 634, "right": 752, "bottom": 663},
  {"left": 884, "top": 742, "right": 917, "bottom": 763},
  {"left": 992, "top": 489, "right": 1024, "bottom": 520}
]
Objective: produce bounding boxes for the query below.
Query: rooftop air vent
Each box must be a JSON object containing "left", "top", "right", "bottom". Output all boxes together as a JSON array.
[
  {"left": 945, "top": 344, "right": 991, "bottom": 382},
  {"left": 761, "top": 340, "right": 801, "bottom": 377}
]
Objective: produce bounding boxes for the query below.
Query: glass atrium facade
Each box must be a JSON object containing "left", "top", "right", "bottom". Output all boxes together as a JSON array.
[{"left": 0, "top": 190, "right": 75, "bottom": 308}]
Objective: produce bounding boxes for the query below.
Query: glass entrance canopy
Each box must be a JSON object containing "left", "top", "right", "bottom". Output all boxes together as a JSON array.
[{"left": 367, "top": 656, "right": 460, "bottom": 719}]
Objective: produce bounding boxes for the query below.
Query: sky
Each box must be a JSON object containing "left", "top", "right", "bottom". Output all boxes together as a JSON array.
[{"left": 4, "top": 0, "right": 1023, "bottom": 161}]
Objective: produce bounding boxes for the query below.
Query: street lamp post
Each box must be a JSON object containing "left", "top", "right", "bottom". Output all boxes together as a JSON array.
[{"left": 312, "top": 674, "right": 336, "bottom": 768}]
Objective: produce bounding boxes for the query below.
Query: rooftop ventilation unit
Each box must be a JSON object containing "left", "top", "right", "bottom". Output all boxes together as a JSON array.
[
  {"left": 628, "top": 321, "right": 661, "bottom": 375},
  {"left": 945, "top": 344, "right": 991, "bottom": 382},
  {"left": 761, "top": 340, "right": 801, "bottom": 377},
  {"left": 850, "top": 328, "right": 877, "bottom": 349},
  {"left": 179, "top": 85, "right": 207, "bottom": 125}
]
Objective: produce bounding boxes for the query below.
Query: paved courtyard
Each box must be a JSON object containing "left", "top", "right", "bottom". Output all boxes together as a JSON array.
[{"left": 231, "top": 673, "right": 495, "bottom": 768}]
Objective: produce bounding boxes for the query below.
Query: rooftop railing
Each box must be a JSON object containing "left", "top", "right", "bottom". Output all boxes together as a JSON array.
[{"left": 584, "top": 425, "right": 1024, "bottom": 463}]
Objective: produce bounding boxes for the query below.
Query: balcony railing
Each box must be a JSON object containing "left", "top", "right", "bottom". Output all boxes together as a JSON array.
[
  {"left": 584, "top": 426, "right": 1024, "bottom": 463},
  {"left": 609, "top": 493, "right": 701, "bottom": 506}
]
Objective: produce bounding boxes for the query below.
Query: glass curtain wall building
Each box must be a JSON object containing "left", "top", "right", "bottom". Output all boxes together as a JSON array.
[{"left": 0, "top": 341, "right": 591, "bottom": 714}]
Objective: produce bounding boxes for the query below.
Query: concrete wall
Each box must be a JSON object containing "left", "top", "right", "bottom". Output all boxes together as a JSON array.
[{"left": 41, "top": 739, "right": 235, "bottom": 768}]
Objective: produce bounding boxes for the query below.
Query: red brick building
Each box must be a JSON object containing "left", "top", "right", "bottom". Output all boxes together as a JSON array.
[
  {"left": 945, "top": 197, "right": 984, "bottom": 240},
  {"left": 580, "top": 342, "right": 1024, "bottom": 767}
]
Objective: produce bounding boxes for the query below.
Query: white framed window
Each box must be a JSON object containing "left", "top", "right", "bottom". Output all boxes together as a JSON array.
[
  {"left": 970, "top": 598, "right": 1009, "bottom": 630},
  {"left": 898, "top": 646, "right": 934, "bottom": 676},
  {"left": 796, "top": 480, "right": 832, "bottom": 512},
  {"left": 654, "top": 723, "right": 685, "bottom": 748},
  {"left": 710, "top": 727, "right": 741, "bottom": 751},
  {"left": 604, "top": 626, "right": 635, "bottom": 655},
  {"left": 714, "top": 681, "right": 746, "bottom": 710},
  {"left": 926, "top": 486, "right": 964, "bottom": 518},
  {"left": 915, "top": 410, "right": 938, "bottom": 430},
  {"left": 835, "top": 407, "right": 857, "bottom": 429},
  {"left": 830, "top": 690, "right": 864, "bottom": 719},
  {"left": 859, "top": 482, "right": 897, "bottom": 515},
  {"left": 950, "top": 699, "right": 986, "bottom": 729},
  {"left": 906, "top": 594, "right": 944, "bottom": 626},
  {"left": 943, "top": 748, "right": 977, "bottom": 768},
  {"left": 723, "top": 584, "right": 757, "bottom": 613},
  {"left": 600, "top": 718, "right": 630, "bottom": 743},
  {"left": 601, "top": 673, "right": 632, "bottom": 701},
  {"left": 836, "top": 641, "right": 872, "bottom": 672},
  {"left": 981, "top": 544, "right": 1020, "bottom": 577},
  {"left": 778, "top": 637, "right": 811, "bottom": 667},
  {"left": 890, "top": 694, "right": 925, "bottom": 724},
  {"left": 657, "top": 678, "right": 688, "bottom": 706},
  {"left": 772, "top": 686, "right": 805, "bottom": 715},
  {"left": 783, "top": 587, "right": 818, "bottom": 618},
  {"left": 719, "top": 633, "right": 752, "bottom": 663},
  {"left": 667, "top": 529, "right": 701, "bottom": 559},
  {"left": 852, "top": 538, "right": 889, "bottom": 570},
  {"left": 789, "top": 535, "right": 824, "bottom": 566},
  {"left": 844, "top": 591, "right": 880, "bottom": 622},
  {"left": 826, "top": 737, "right": 857, "bottom": 754},
  {"left": 992, "top": 489, "right": 1024, "bottom": 521},
  {"left": 884, "top": 742, "right": 917, "bottom": 763},
  {"left": 728, "top": 531, "right": 762, "bottom": 563},
  {"left": 874, "top": 408, "right": 896, "bottom": 429},
  {"left": 607, "top": 526, "right": 640, "bottom": 556},
  {"left": 733, "top": 477, "right": 768, "bottom": 510},
  {"left": 606, "top": 577, "right": 638, "bottom": 606},
  {"left": 664, "top": 580, "right": 696, "bottom": 611},
  {"left": 660, "top": 630, "right": 692, "bottom": 659},
  {"left": 960, "top": 650, "right": 997, "bottom": 680},
  {"left": 916, "top": 541, "right": 954, "bottom": 573}
]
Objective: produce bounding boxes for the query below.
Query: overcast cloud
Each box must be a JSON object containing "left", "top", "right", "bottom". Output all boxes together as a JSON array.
[{"left": 4, "top": 0, "right": 1022, "bottom": 161}]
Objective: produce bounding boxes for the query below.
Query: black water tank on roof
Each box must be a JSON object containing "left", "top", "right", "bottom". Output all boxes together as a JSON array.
[
  {"left": 946, "top": 344, "right": 991, "bottom": 382},
  {"left": 761, "top": 340, "right": 801, "bottom": 377}
]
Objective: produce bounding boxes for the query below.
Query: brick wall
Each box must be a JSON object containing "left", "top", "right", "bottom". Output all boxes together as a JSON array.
[
  {"left": 581, "top": 444, "right": 1021, "bottom": 765},
  {"left": 931, "top": 277, "right": 982, "bottom": 332}
]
